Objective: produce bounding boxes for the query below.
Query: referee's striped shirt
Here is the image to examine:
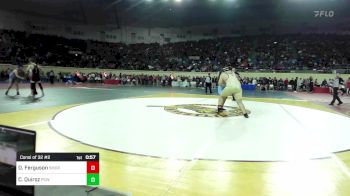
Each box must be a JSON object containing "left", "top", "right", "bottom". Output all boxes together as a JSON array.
[{"left": 333, "top": 78, "right": 340, "bottom": 88}]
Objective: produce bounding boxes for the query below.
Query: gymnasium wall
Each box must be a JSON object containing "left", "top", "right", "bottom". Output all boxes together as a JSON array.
[
  {"left": 1, "top": 9, "right": 349, "bottom": 45},
  {"left": 1, "top": 64, "right": 349, "bottom": 81},
  {"left": 0, "top": 10, "right": 221, "bottom": 44}
]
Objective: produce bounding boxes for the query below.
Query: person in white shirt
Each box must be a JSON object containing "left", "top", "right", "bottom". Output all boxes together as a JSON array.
[{"left": 252, "top": 78, "right": 257, "bottom": 85}]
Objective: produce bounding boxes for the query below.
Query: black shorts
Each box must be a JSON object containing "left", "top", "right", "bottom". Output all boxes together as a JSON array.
[{"left": 32, "top": 75, "right": 41, "bottom": 82}]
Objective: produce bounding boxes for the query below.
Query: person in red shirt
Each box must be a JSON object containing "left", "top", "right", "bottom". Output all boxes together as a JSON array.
[
  {"left": 284, "top": 78, "right": 289, "bottom": 91},
  {"left": 346, "top": 77, "right": 350, "bottom": 96}
]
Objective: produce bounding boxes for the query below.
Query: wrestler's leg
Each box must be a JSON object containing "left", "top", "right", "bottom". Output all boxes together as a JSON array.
[
  {"left": 233, "top": 90, "right": 249, "bottom": 118},
  {"left": 218, "top": 96, "right": 227, "bottom": 107},
  {"left": 15, "top": 81, "right": 20, "bottom": 95},
  {"left": 38, "top": 82, "right": 43, "bottom": 91},
  {"left": 218, "top": 87, "right": 232, "bottom": 112},
  {"left": 5, "top": 81, "right": 14, "bottom": 95},
  {"left": 30, "top": 82, "right": 36, "bottom": 96},
  {"left": 37, "top": 81, "right": 44, "bottom": 95}
]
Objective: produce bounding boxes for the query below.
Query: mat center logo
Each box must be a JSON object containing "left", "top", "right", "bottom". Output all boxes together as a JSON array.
[{"left": 163, "top": 104, "right": 248, "bottom": 118}]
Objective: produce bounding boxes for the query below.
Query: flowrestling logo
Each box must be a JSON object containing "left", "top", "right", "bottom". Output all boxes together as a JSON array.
[{"left": 314, "top": 10, "right": 335, "bottom": 18}]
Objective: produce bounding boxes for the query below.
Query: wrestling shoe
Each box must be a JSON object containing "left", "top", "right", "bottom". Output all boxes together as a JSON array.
[
  {"left": 5, "top": 91, "right": 8, "bottom": 95},
  {"left": 217, "top": 107, "right": 226, "bottom": 112},
  {"left": 17, "top": 92, "right": 20, "bottom": 95},
  {"left": 243, "top": 113, "right": 249, "bottom": 118},
  {"left": 338, "top": 102, "right": 343, "bottom": 105}
]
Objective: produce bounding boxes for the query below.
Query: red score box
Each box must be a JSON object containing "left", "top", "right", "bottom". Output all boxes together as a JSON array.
[{"left": 87, "top": 161, "right": 99, "bottom": 173}]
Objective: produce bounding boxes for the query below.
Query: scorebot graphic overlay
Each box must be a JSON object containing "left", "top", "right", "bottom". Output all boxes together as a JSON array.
[{"left": 16, "top": 153, "right": 99, "bottom": 186}]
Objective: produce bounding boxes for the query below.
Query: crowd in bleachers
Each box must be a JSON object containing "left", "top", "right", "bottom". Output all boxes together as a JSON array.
[
  {"left": 1, "top": 66, "right": 350, "bottom": 95},
  {"left": 1, "top": 29, "right": 350, "bottom": 72},
  {"left": 1, "top": 28, "right": 350, "bottom": 94}
]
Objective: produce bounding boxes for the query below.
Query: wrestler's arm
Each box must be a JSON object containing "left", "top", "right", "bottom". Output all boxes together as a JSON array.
[
  {"left": 218, "top": 73, "right": 226, "bottom": 86},
  {"left": 235, "top": 72, "right": 242, "bottom": 82},
  {"left": 38, "top": 64, "right": 44, "bottom": 72},
  {"left": 14, "top": 70, "right": 25, "bottom": 80},
  {"left": 25, "top": 63, "right": 35, "bottom": 77},
  {"left": 25, "top": 63, "right": 33, "bottom": 71}
]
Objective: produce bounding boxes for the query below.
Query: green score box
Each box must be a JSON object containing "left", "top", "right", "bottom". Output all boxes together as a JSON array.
[{"left": 87, "top": 174, "right": 100, "bottom": 186}]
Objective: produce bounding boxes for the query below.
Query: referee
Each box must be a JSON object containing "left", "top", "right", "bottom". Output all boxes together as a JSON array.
[
  {"left": 329, "top": 73, "right": 343, "bottom": 106},
  {"left": 205, "top": 73, "right": 212, "bottom": 94}
]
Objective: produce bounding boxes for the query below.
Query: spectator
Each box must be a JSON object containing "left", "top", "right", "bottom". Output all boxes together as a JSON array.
[
  {"left": 49, "top": 70, "right": 55, "bottom": 84},
  {"left": 1, "top": 29, "right": 349, "bottom": 73},
  {"left": 346, "top": 77, "right": 350, "bottom": 95}
]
